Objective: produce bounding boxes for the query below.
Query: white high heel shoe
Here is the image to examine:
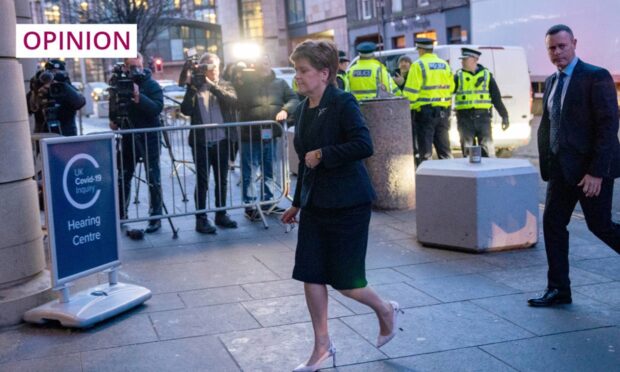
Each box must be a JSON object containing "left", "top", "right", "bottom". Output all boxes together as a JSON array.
[
  {"left": 376, "top": 300, "right": 403, "bottom": 348},
  {"left": 292, "top": 342, "right": 336, "bottom": 372}
]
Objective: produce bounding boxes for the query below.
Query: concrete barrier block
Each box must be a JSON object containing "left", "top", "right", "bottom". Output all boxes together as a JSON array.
[
  {"left": 361, "top": 98, "right": 416, "bottom": 210},
  {"left": 416, "top": 158, "right": 538, "bottom": 252},
  {"left": 0, "top": 120, "right": 35, "bottom": 183},
  {"left": 0, "top": 0, "right": 16, "bottom": 57},
  {"left": 0, "top": 180, "right": 43, "bottom": 254},
  {"left": 0, "top": 271, "right": 53, "bottom": 327},
  {"left": 0, "top": 60, "right": 28, "bottom": 124}
]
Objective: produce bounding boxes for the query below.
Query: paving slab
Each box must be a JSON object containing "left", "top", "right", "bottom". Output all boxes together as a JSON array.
[
  {"left": 330, "top": 282, "right": 440, "bottom": 314},
  {"left": 251, "top": 249, "right": 296, "bottom": 279},
  {"left": 80, "top": 336, "right": 239, "bottom": 372},
  {"left": 408, "top": 274, "right": 520, "bottom": 302},
  {"left": 573, "top": 256, "right": 620, "bottom": 281},
  {"left": 149, "top": 303, "right": 260, "bottom": 340},
  {"left": 241, "top": 294, "right": 353, "bottom": 327},
  {"left": 480, "top": 265, "right": 612, "bottom": 292},
  {"left": 482, "top": 327, "right": 620, "bottom": 372},
  {"left": 219, "top": 319, "right": 386, "bottom": 371},
  {"left": 0, "top": 353, "right": 82, "bottom": 372},
  {"left": 574, "top": 281, "right": 620, "bottom": 307},
  {"left": 241, "top": 279, "right": 304, "bottom": 299},
  {"left": 327, "top": 347, "right": 517, "bottom": 371},
  {"left": 478, "top": 248, "right": 549, "bottom": 269},
  {"left": 0, "top": 312, "right": 157, "bottom": 363},
  {"left": 179, "top": 285, "right": 254, "bottom": 307},
  {"left": 472, "top": 292, "right": 619, "bottom": 336},
  {"left": 340, "top": 302, "right": 533, "bottom": 358},
  {"left": 133, "top": 292, "right": 186, "bottom": 314},
  {"left": 394, "top": 258, "right": 500, "bottom": 281},
  {"left": 366, "top": 241, "right": 442, "bottom": 269}
]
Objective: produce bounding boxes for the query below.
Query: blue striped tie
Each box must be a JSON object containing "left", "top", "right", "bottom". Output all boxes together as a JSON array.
[{"left": 550, "top": 72, "right": 566, "bottom": 154}]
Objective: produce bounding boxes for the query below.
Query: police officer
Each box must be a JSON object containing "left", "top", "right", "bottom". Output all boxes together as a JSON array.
[
  {"left": 336, "top": 50, "right": 350, "bottom": 91},
  {"left": 347, "top": 41, "right": 399, "bottom": 100},
  {"left": 402, "top": 38, "right": 454, "bottom": 164},
  {"left": 454, "top": 47, "right": 509, "bottom": 157}
]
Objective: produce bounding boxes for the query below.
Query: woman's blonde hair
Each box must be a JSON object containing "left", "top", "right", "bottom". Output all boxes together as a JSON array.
[{"left": 289, "top": 40, "right": 339, "bottom": 86}]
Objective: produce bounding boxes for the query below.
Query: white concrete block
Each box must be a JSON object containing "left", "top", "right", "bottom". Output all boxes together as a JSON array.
[
  {"left": 0, "top": 119, "right": 35, "bottom": 183},
  {"left": 0, "top": 0, "right": 16, "bottom": 57},
  {"left": 416, "top": 158, "right": 539, "bottom": 252},
  {"left": 0, "top": 60, "right": 28, "bottom": 124}
]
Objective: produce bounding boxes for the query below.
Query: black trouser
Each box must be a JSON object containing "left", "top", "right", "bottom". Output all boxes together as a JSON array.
[
  {"left": 410, "top": 110, "right": 420, "bottom": 166},
  {"left": 456, "top": 109, "right": 494, "bottom": 157},
  {"left": 416, "top": 105, "right": 452, "bottom": 162},
  {"left": 191, "top": 139, "right": 230, "bottom": 219},
  {"left": 118, "top": 132, "right": 162, "bottom": 219},
  {"left": 543, "top": 156, "right": 620, "bottom": 291}
]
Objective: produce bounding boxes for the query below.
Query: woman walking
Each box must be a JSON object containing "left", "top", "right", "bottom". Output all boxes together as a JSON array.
[{"left": 282, "top": 40, "right": 402, "bottom": 372}]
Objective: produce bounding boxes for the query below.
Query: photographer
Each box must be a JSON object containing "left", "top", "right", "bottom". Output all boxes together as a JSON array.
[
  {"left": 109, "top": 53, "right": 164, "bottom": 233},
  {"left": 180, "top": 52, "right": 238, "bottom": 234},
  {"left": 27, "top": 59, "right": 85, "bottom": 136}
]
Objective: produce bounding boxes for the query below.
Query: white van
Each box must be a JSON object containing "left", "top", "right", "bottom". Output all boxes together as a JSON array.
[{"left": 351, "top": 45, "right": 532, "bottom": 152}]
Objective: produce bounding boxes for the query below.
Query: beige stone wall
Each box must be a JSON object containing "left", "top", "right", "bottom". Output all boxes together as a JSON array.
[
  {"left": 217, "top": 0, "right": 241, "bottom": 64},
  {"left": 304, "top": 0, "right": 348, "bottom": 52}
]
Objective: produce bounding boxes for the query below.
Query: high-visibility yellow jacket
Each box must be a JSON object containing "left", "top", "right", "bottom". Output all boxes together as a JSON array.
[
  {"left": 402, "top": 53, "right": 454, "bottom": 111},
  {"left": 336, "top": 71, "right": 350, "bottom": 92},
  {"left": 347, "top": 59, "right": 399, "bottom": 100},
  {"left": 454, "top": 68, "right": 492, "bottom": 110}
]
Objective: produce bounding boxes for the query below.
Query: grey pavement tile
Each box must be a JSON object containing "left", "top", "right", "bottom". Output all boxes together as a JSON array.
[
  {"left": 0, "top": 312, "right": 157, "bottom": 363},
  {"left": 472, "top": 292, "right": 620, "bottom": 336},
  {"left": 480, "top": 265, "right": 612, "bottom": 292},
  {"left": 251, "top": 249, "right": 296, "bottom": 279},
  {"left": 149, "top": 303, "right": 260, "bottom": 340},
  {"left": 394, "top": 240, "right": 475, "bottom": 261},
  {"left": 369, "top": 224, "right": 413, "bottom": 243},
  {"left": 573, "top": 257, "right": 620, "bottom": 281},
  {"left": 329, "top": 347, "right": 516, "bottom": 372},
  {"left": 574, "top": 281, "right": 620, "bottom": 308},
  {"left": 241, "top": 279, "right": 304, "bottom": 299},
  {"left": 482, "top": 327, "right": 620, "bottom": 372},
  {"left": 570, "top": 242, "right": 620, "bottom": 259},
  {"left": 340, "top": 302, "right": 533, "bottom": 358},
  {"left": 241, "top": 294, "right": 353, "bottom": 327},
  {"left": 331, "top": 282, "right": 440, "bottom": 315},
  {"left": 478, "top": 248, "right": 549, "bottom": 269},
  {"left": 408, "top": 274, "right": 520, "bottom": 302},
  {"left": 384, "top": 209, "right": 417, "bottom": 223},
  {"left": 180, "top": 285, "right": 254, "bottom": 307},
  {"left": 219, "top": 319, "right": 385, "bottom": 371},
  {"left": 81, "top": 336, "right": 239, "bottom": 372},
  {"left": 134, "top": 292, "right": 186, "bottom": 314},
  {"left": 115, "top": 256, "right": 280, "bottom": 293},
  {"left": 366, "top": 268, "right": 414, "bottom": 285},
  {"left": 370, "top": 211, "right": 411, "bottom": 226},
  {"left": 366, "top": 241, "right": 440, "bottom": 270},
  {"left": 0, "top": 353, "right": 82, "bottom": 372},
  {"left": 395, "top": 258, "right": 501, "bottom": 281}
]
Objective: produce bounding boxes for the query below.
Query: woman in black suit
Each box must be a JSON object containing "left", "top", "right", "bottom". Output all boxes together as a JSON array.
[{"left": 282, "top": 40, "right": 402, "bottom": 372}]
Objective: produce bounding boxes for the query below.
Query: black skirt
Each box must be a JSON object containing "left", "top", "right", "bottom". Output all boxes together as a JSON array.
[{"left": 292, "top": 203, "right": 371, "bottom": 290}]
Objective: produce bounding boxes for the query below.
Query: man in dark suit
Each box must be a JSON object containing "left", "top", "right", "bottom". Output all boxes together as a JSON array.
[{"left": 529, "top": 24, "right": 620, "bottom": 307}]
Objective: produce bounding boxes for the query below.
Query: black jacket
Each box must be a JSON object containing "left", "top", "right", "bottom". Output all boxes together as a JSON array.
[
  {"left": 537, "top": 59, "right": 620, "bottom": 184},
  {"left": 236, "top": 70, "right": 299, "bottom": 141},
  {"left": 292, "top": 84, "right": 376, "bottom": 209},
  {"left": 110, "top": 69, "right": 163, "bottom": 129},
  {"left": 29, "top": 77, "right": 85, "bottom": 136}
]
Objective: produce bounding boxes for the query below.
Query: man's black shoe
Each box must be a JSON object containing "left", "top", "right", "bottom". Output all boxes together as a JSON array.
[
  {"left": 145, "top": 219, "right": 161, "bottom": 233},
  {"left": 528, "top": 288, "right": 572, "bottom": 307},
  {"left": 196, "top": 217, "right": 217, "bottom": 234},
  {"left": 215, "top": 214, "right": 238, "bottom": 228}
]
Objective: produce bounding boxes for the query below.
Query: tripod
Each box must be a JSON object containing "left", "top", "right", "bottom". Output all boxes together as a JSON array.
[{"left": 116, "top": 115, "right": 178, "bottom": 238}]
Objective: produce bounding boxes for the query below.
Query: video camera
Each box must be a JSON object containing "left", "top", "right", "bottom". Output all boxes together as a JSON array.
[
  {"left": 36, "top": 61, "right": 70, "bottom": 133},
  {"left": 108, "top": 62, "right": 146, "bottom": 126},
  {"left": 178, "top": 47, "right": 217, "bottom": 89}
]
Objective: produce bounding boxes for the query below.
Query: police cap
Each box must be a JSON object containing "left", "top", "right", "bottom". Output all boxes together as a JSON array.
[
  {"left": 414, "top": 38, "right": 435, "bottom": 50},
  {"left": 338, "top": 50, "right": 350, "bottom": 63},
  {"left": 459, "top": 47, "right": 482, "bottom": 59},
  {"left": 356, "top": 41, "right": 377, "bottom": 55},
  {"left": 45, "top": 59, "right": 65, "bottom": 71}
]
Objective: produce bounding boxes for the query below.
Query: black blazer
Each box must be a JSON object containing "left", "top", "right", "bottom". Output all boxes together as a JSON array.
[
  {"left": 537, "top": 59, "right": 620, "bottom": 184},
  {"left": 292, "top": 85, "right": 376, "bottom": 209}
]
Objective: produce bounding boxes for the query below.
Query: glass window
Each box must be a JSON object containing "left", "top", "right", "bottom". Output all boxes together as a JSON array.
[
  {"left": 392, "top": 0, "right": 402, "bottom": 13},
  {"left": 392, "top": 35, "right": 406, "bottom": 49},
  {"left": 415, "top": 30, "right": 437, "bottom": 42},
  {"left": 288, "top": 0, "right": 305, "bottom": 25},
  {"left": 417, "top": 0, "right": 430, "bottom": 6},
  {"left": 447, "top": 26, "right": 462, "bottom": 44},
  {"left": 241, "top": 0, "right": 263, "bottom": 39},
  {"left": 359, "top": 0, "right": 375, "bottom": 20}
]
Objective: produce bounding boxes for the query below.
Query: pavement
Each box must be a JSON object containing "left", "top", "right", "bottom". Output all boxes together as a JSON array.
[{"left": 0, "top": 116, "right": 619, "bottom": 371}]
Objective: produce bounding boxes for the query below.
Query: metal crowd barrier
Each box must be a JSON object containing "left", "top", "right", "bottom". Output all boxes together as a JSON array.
[{"left": 112, "top": 119, "right": 291, "bottom": 237}]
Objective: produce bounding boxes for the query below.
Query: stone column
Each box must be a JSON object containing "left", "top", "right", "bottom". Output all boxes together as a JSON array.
[
  {"left": 361, "top": 97, "right": 416, "bottom": 210},
  {"left": 0, "top": 0, "right": 53, "bottom": 327}
]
